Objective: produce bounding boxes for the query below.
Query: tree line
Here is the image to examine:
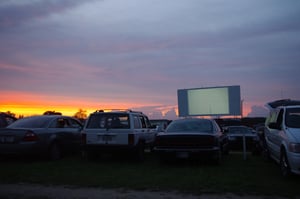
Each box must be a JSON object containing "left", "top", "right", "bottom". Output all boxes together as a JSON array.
[{"left": 2, "top": 109, "right": 88, "bottom": 121}]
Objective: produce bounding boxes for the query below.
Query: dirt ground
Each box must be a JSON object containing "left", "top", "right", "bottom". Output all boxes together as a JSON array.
[{"left": 0, "top": 183, "right": 294, "bottom": 199}]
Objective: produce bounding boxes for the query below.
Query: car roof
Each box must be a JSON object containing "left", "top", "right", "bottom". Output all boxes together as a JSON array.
[
  {"left": 92, "top": 109, "right": 144, "bottom": 115},
  {"left": 32, "top": 115, "right": 63, "bottom": 118},
  {"left": 21, "top": 115, "right": 72, "bottom": 120},
  {"left": 266, "top": 99, "right": 300, "bottom": 109},
  {"left": 173, "top": 118, "right": 213, "bottom": 122}
]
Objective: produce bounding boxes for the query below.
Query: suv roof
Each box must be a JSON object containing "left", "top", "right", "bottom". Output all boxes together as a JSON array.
[
  {"left": 92, "top": 109, "right": 144, "bottom": 114},
  {"left": 266, "top": 99, "right": 300, "bottom": 109}
]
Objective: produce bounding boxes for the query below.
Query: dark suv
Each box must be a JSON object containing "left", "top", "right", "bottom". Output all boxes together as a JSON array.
[{"left": 81, "top": 109, "right": 157, "bottom": 161}]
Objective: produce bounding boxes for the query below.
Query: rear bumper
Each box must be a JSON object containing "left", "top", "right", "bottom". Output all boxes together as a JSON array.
[
  {"left": 153, "top": 147, "right": 220, "bottom": 156},
  {"left": 82, "top": 144, "right": 139, "bottom": 153},
  {"left": 153, "top": 147, "right": 220, "bottom": 159},
  {"left": 153, "top": 146, "right": 220, "bottom": 153}
]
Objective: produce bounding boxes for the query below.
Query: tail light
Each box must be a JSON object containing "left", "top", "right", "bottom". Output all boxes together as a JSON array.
[
  {"left": 128, "top": 134, "right": 134, "bottom": 145},
  {"left": 22, "top": 131, "right": 38, "bottom": 142}
]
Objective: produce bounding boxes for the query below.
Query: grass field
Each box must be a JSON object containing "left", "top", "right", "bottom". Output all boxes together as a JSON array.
[{"left": 0, "top": 152, "right": 299, "bottom": 197}]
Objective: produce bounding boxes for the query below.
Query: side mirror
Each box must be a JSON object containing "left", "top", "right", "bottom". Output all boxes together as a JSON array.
[{"left": 268, "top": 122, "right": 281, "bottom": 130}]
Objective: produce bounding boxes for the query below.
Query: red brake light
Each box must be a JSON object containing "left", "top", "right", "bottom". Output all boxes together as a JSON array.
[{"left": 23, "top": 131, "right": 38, "bottom": 142}]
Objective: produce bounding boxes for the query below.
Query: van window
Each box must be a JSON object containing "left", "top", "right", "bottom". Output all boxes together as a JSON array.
[
  {"left": 285, "top": 108, "right": 300, "bottom": 128},
  {"left": 276, "top": 109, "right": 284, "bottom": 126}
]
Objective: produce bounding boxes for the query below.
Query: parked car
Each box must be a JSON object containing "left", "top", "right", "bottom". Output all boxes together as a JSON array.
[
  {"left": 264, "top": 99, "right": 300, "bottom": 177},
  {"left": 0, "top": 112, "right": 17, "bottom": 128},
  {"left": 223, "top": 125, "right": 261, "bottom": 155},
  {"left": 81, "top": 109, "right": 157, "bottom": 161},
  {"left": 0, "top": 115, "right": 83, "bottom": 160},
  {"left": 150, "top": 119, "right": 172, "bottom": 132},
  {"left": 153, "top": 118, "right": 229, "bottom": 163},
  {"left": 255, "top": 125, "right": 268, "bottom": 155}
]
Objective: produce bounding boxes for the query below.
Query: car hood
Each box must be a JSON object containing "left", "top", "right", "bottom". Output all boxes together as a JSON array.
[{"left": 287, "top": 128, "right": 300, "bottom": 143}]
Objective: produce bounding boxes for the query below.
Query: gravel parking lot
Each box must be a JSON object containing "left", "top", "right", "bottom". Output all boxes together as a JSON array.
[{"left": 0, "top": 183, "right": 294, "bottom": 199}]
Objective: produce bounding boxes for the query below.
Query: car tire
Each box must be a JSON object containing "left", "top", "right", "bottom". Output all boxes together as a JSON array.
[
  {"left": 213, "top": 150, "right": 222, "bottom": 165},
  {"left": 134, "top": 143, "right": 145, "bottom": 162},
  {"left": 280, "top": 149, "right": 291, "bottom": 177},
  {"left": 49, "top": 142, "right": 61, "bottom": 161}
]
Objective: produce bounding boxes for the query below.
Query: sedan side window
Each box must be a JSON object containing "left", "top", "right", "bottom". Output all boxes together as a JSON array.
[
  {"left": 56, "top": 119, "right": 67, "bottom": 128},
  {"left": 68, "top": 119, "right": 82, "bottom": 128},
  {"left": 49, "top": 118, "right": 69, "bottom": 128}
]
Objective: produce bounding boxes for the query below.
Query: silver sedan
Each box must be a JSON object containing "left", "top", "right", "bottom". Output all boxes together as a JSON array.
[{"left": 0, "top": 115, "right": 83, "bottom": 160}]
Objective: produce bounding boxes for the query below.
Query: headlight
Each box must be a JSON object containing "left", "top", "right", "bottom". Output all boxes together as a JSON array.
[{"left": 289, "top": 143, "right": 300, "bottom": 153}]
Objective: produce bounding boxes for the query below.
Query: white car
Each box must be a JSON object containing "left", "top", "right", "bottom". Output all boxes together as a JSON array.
[
  {"left": 264, "top": 99, "right": 300, "bottom": 177},
  {"left": 81, "top": 109, "right": 157, "bottom": 161}
]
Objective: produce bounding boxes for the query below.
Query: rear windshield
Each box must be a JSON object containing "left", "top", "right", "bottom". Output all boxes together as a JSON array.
[
  {"left": 285, "top": 108, "right": 300, "bottom": 128},
  {"left": 86, "top": 113, "right": 130, "bottom": 129},
  {"left": 166, "top": 119, "right": 213, "bottom": 133},
  {"left": 8, "top": 117, "right": 53, "bottom": 128}
]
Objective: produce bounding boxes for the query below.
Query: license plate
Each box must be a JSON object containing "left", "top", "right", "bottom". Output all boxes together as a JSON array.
[
  {"left": 102, "top": 135, "right": 112, "bottom": 142},
  {"left": 0, "top": 136, "right": 15, "bottom": 143}
]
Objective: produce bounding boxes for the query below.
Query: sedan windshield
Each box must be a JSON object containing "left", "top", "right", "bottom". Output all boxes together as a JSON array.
[
  {"left": 285, "top": 108, "right": 300, "bottom": 128},
  {"left": 166, "top": 120, "right": 213, "bottom": 133},
  {"left": 7, "top": 117, "right": 53, "bottom": 128}
]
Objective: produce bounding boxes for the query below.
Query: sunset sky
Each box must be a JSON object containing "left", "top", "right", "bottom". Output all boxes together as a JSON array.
[{"left": 0, "top": 0, "right": 300, "bottom": 119}]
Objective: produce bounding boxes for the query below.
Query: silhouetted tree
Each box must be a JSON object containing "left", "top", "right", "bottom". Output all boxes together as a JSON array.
[
  {"left": 43, "top": 111, "right": 62, "bottom": 115},
  {"left": 74, "top": 109, "right": 87, "bottom": 122},
  {"left": 5, "top": 111, "right": 16, "bottom": 117}
]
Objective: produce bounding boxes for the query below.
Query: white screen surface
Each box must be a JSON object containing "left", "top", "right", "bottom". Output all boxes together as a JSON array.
[
  {"left": 188, "top": 87, "right": 229, "bottom": 115},
  {"left": 177, "top": 85, "right": 241, "bottom": 117}
]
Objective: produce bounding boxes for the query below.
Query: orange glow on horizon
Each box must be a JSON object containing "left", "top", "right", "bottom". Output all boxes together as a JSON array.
[
  {"left": 1, "top": 103, "right": 144, "bottom": 117},
  {"left": 1, "top": 102, "right": 253, "bottom": 118},
  {"left": 0, "top": 91, "right": 145, "bottom": 117},
  {"left": 1, "top": 91, "right": 253, "bottom": 118}
]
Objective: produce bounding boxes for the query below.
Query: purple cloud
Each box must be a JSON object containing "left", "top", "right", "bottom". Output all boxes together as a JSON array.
[{"left": 0, "top": 0, "right": 95, "bottom": 29}]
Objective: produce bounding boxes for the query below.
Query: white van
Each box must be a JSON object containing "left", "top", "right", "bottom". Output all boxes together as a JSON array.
[{"left": 264, "top": 99, "right": 300, "bottom": 177}]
